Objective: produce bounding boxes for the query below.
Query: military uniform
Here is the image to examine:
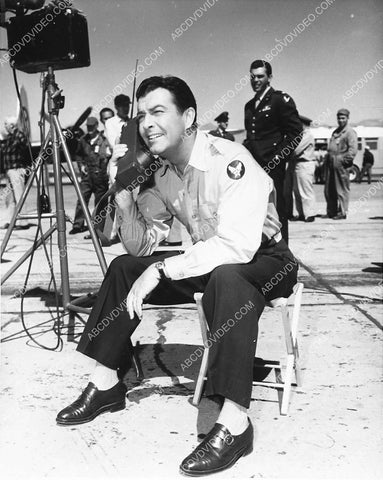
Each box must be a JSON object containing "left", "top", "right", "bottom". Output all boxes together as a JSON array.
[
  {"left": 77, "top": 131, "right": 298, "bottom": 408},
  {"left": 208, "top": 128, "right": 235, "bottom": 142},
  {"left": 244, "top": 87, "right": 302, "bottom": 242},
  {"left": 72, "top": 131, "right": 112, "bottom": 230}
]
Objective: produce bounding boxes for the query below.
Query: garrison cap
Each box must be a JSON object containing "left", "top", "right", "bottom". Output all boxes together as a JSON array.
[
  {"left": 337, "top": 108, "right": 350, "bottom": 117},
  {"left": 215, "top": 111, "right": 229, "bottom": 123},
  {"left": 86, "top": 116, "right": 99, "bottom": 126}
]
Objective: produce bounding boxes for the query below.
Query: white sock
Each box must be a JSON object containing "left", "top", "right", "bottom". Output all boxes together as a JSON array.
[
  {"left": 89, "top": 362, "right": 119, "bottom": 391},
  {"left": 216, "top": 398, "right": 249, "bottom": 436}
]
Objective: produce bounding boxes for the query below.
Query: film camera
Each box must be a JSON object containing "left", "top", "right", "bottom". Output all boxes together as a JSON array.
[{"left": 3, "top": 0, "right": 90, "bottom": 73}]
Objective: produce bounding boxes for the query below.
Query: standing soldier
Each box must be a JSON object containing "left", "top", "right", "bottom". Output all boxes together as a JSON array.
[
  {"left": 244, "top": 60, "right": 302, "bottom": 243},
  {"left": 324, "top": 109, "right": 357, "bottom": 219},
  {"left": 285, "top": 115, "right": 316, "bottom": 222},
  {"left": 209, "top": 111, "right": 235, "bottom": 141},
  {"left": 358, "top": 146, "right": 374, "bottom": 184},
  {"left": 69, "top": 117, "right": 112, "bottom": 235}
]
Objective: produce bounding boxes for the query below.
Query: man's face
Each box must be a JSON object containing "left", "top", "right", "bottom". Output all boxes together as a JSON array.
[
  {"left": 250, "top": 67, "right": 271, "bottom": 93},
  {"left": 218, "top": 121, "right": 228, "bottom": 131},
  {"left": 100, "top": 111, "right": 114, "bottom": 125},
  {"left": 137, "top": 87, "right": 189, "bottom": 158},
  {"left": 337, "top": 114, "right": 348, "bottom": 129},
  {"left": 86, "top": 124, "right": 98, "bottom": 136},
  {"left": 116, "top": 103, "right": 130, "bottom": 120},
  {"left": 5, "top": 121, "right": 17, "bottom": 134}
]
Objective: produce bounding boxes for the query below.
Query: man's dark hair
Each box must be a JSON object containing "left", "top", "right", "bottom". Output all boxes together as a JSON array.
[
  {"left": 99, "top": 107, "right": 114, "bottom": 120},
  {"left": 114, "top": 94, "right": 131, "bottom": 107},
  {"left": 250, "top": 59, "right": 272, "bottom": 76},
  {"left": 136, "top": 76, "right": 197, "bottom": 125}
]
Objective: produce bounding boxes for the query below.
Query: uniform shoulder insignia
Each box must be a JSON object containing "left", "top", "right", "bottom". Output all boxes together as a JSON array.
[
  {"left": 274, "top": 90, "right": 291, "bottom": 101},
  {"left": 227, "top": 160, "right": 245, "bottom": 180}
]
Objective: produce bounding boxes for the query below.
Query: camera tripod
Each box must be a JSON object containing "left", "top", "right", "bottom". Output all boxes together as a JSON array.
[
  {"left": 1, "top": 67, "right": 143, "bottom": 379},
  {"left": 1, "top": 67, "right": 107, "bottom": 302}
]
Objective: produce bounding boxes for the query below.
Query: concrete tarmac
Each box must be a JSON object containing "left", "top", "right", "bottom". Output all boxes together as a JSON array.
[{"left": 1, "top": 180, "right": 382, "bottom": 480}]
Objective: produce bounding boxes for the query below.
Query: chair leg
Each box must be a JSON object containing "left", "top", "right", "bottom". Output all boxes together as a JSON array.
[
  {"left": 192, "top": 347, "right": 209, "bottom": 406},
  {"left": 193, "top": 292, "right": 210, "bottom": 406},
  {"left": 281, "top": 354, "right": 294, "bottom": 415},
  {"left": 294, "top": 342, "right": 302, "bottom": 387}
]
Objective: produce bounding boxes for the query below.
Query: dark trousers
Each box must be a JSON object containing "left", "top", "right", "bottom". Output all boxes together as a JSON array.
[
  {"left": 73, "top": 171, "right": 108, "bottom": 229},
  {"left": 269, "top": 166, "right": 289, "bottom": 243},
  {"left": 358, "top": 164, "right": 372, "bottom": 184},
  {"left": 77, "top": 240, "right": 298, "bottom": 408},
  {"left": 244, "top": 141, "right": 289, "bottom": 243}
]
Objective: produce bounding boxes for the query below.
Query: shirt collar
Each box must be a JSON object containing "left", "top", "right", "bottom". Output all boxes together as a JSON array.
[
  {"left": 187, "top": 130, "right": 210, "bottom": 171},
  {"left": 255, "top": 85, "right": 271, "bottom": 103}
]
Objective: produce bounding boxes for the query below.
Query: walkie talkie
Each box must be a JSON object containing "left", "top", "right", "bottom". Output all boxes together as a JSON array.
[{"left": 114, "top": 116, "right": 158, "bottom": 191}]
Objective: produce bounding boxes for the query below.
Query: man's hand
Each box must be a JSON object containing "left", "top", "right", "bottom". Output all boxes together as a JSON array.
[
  {"left": 108, "top": 143, "right": 128, "bottom": 182},
  {"left": 127, "top": 265, "right": 161, "bottom": 320}
]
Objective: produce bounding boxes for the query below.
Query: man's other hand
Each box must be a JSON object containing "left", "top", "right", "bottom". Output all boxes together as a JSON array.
[{"left": 127, "top": 265, "right": 161, "bottom": 320}]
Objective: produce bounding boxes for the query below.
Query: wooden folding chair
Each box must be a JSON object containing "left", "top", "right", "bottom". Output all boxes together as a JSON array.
[{"left": 192, "top": 282, "right": 304, "bottom": 415}]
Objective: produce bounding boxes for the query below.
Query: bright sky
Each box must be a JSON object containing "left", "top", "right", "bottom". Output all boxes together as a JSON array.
[{"left": 1, "top": 0, "right": 382, "bottom": 141}]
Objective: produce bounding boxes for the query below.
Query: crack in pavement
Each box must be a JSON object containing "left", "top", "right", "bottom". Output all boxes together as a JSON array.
[{"left": 299, "top": 261, "right": 383, "bottom": 331}]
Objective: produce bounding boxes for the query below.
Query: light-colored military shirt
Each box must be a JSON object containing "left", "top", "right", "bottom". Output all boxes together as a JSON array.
[{"left": 117, "top": 131, "right": 281, "bottom": 280}]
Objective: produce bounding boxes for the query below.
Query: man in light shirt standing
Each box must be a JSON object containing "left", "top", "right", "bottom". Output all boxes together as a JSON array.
[
  {"left": 285, "top": 115, "right": 316, "bottom": 222},
  {"left": 57, "top": 76, "right": 298, "bottom": 476}
]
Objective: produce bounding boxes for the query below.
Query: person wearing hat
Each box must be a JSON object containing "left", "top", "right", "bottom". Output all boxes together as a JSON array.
[
  {"left": 284, "top": 115, "right": 316, "bottom": 222},
  {"left": 243, "top": 60, "right": 303, "bottom": 243},
  {"left": 209, "top": 111, "right": 235, "bottom": 141},
  {"left": 69, "top": 116, "right": 112, "bottom": 235},
  {"left": 324, "top": 109, "right": 357, "bottom": 219},
  {"left": 358, "top": 145, "right": 374, "bottom": 184}
]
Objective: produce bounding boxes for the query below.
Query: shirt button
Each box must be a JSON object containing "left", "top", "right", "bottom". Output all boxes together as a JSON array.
[
  {"left": 192, "top": 214, "right": 196, "bottom": 219},
  {"left": 252, "top": 130, "right": 255, "bottom": 133}
]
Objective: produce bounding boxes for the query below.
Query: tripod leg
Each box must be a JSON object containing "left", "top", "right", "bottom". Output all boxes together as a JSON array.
[
  {"left": 53, "top": 116, "right": 108, "bottom": 276},
  {"left": 1, "top": 223, "right": 57, "bottom": 285},
  {"left": 48, "top": 108, "right": 72, "bottom": 309}
]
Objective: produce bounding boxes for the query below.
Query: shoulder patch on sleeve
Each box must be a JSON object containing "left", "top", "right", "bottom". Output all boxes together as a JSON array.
[{"left": 227, "top": 160, "right": 245, "bottom": 180}]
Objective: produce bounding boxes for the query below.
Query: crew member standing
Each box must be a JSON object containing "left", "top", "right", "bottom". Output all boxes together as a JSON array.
[
  {"left": 69, "top": 117, "right": 111, "bottom": 235},
  {"left": 99, "top": 107, "right": 115, "bottom": 129},
  {"left": 285, "top": 115, "right": 316, "bottom": 222},
  {"left": 358, "top": 146, "right": 374, "bottom": 184},
  {"left": 324, "top": 109, "right": 357, "bottom": 219},
  {"left": 104, "top": 94, "right": 131, "bottom": 147},
  {"left": 0, "top": 116, "right": 30, "bottom": 230},
  {"left": 244, "top": 60, "right": 302, "bottom": 243},
  {"left": 209, "top": 111, "right": 235, "bottom": 141}
]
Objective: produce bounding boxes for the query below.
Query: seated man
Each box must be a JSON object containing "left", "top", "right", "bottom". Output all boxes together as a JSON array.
[{"left": 57, "top": 76, "right": 298, "bottom": 476}]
